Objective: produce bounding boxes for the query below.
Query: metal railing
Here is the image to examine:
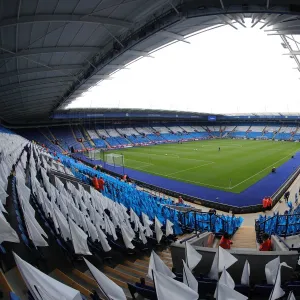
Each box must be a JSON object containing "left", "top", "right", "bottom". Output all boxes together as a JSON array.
[
  {"left": 178, "top": 209, "right": 230, "bottom": 235},
  {"left": 256, "top": 213, "right": 300, "bottom": 236}
]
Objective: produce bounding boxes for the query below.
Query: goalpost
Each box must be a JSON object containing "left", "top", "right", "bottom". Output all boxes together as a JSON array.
[{"left": 104, "top": 153, "right": 125, "bottom": 168}]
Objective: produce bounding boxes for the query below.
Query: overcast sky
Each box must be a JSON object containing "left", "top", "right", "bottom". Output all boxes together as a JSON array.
[{"left": 67, "top": 20, "right": 300, "bottom": 114}]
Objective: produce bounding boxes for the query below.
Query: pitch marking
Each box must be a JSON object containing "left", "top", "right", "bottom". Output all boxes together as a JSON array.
[
  {"left": 229, "top": 149, "right": 299, "bottom": 189},
  {"left": 166, "top": 162, "right": 215, "bottom": 176}
]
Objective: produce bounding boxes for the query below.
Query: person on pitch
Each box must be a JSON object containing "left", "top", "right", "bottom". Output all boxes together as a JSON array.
[{"left": 218, "top": 147, "right": 220, "bottom": 151}]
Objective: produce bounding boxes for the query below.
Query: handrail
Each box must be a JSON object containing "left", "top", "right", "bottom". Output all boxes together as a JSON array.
[
  {"left": 276, "top": 234, "right": 292, "bottom": 250},
  {"left": 179, "top": 233, "right": 202, "bottom": 244},
  {"left": 258, "top": 213, "right": 300, "bottom": 225}
]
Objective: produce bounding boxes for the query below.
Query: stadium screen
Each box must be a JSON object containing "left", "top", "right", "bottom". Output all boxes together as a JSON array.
[{"left": 208, "top": 116, "right": 216, "bottom": 121}]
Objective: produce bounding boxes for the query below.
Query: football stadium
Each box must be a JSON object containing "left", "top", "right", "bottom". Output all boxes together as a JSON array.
[{"left": 2, "top": 1, "right": 300, "bottom": 300}]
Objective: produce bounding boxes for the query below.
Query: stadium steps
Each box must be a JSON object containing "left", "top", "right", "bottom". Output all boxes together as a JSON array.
[
  {"left": 0, "top": 270, "right": 14, "bottom": 300},
  {"left": 81, "top": 126, "right": 95, "bottom": 147},
  {"left": 98, "top": 249, "right": 173, "bottom": 295},
  {"left": 93, "top": 126, "right": 111, "bottom": 148},
  {"left": 70, "top": 125, "right": 85, "bottom": 150},
  {"left": 4, "top": 267, "right": 28, "bottom": 300},
  {"left": 70, "top": 269, "right": 133, "bottom": 299},
  {"left": 231, "top": 226, "right": 257, "bottom": 249},
  {"left": 38, "top": 128, "right": 65, "bottom": 152},
  {"left": 51, "top": 269, "right": 92, "bottom": 297}
]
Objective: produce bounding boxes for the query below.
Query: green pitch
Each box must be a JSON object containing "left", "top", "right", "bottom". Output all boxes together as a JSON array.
[{"left": 97, "top": 140, "right": 300, "bottom": 193}]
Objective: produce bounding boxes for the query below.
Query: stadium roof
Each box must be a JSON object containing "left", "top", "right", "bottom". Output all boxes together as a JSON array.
[{"left": 2, "top": 1, "right": 300, "bottom": 124}]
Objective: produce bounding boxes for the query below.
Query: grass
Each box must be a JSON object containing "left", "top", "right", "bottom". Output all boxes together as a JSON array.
[{"left": 94, "top": 139, "right": 300, "bottom": 193}]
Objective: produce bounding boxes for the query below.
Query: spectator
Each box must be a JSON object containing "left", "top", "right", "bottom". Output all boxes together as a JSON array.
[
  {"left": 209, "top": 208, "right": 217, "bottom": 215},
  {"left": 267, "top": 197, "right": 272, "bottom": 209},
  {"left": 92, "top": 176, "right": 99, "bottom": 190},
  {"left": 219, "top": 232, "right": 233, "bottom": 249},
  {"left": 284, "top": 191, "right": 290, "bottom": 203},
  {"left": 97, "top": 177, "right": 105, "bottom": 192},
  {"left": 262, "top": 196, "right": 268, "bottom": 211},
  {"left": 259, "top": 233, "right": 272, "bottom": 251},
  {"left": 178, "top": 196, "right": 184, "bottom": 204}
]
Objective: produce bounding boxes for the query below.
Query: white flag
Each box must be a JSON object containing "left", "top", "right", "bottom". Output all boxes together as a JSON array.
[
  {"left": 120, "top": 225, "right": 135, "bottom": 249},
  {"left": 95, "top": 225, "right": 111, "bottom": 252},
  {"left": 84, "top": 258, "right": 126, "bottom": 300},
  {"left": 219, "top": 267, "right": 235, "bottom": 289},
  {"left": 14, "top": 253, "right": 82, "bottom": 300},
  {"left": 265, "top": 257, "right": 280, "bottom": 284},
  {"left": 218, "top": 246, "right": 237, "bottom": 272},
  {"left": 186, "top": 242, "right": 202, "bottom": 271},
  {"left": 241, "top": 260, "right": 250, "bottom": 286},
  {"left": 166, "top": 219, "right": 174, "bottom": 236},
  {"left": 154, "top": 271, "right": 199, "bottom": 300},
  {"left": 214, "top": 267, "right": 235, "bottom": 298},
  {"left": 53, "top": 206, "right": 71, "bottom": 241},
  {"left": 216, "top": 282, "right": 248, "bottom": 300},
  {"left": 287, "top": 292, "right": 296, "bottom": 300},
  {"left": 147, "top": 251, "right": 175, "bottom": 280},
  {"left": 24, "top": 212, "right": 48, "bottom": 247},
  {"left": 269, "top": 265, "right": 284, "bottom": 300},
  {"left": 182, "top": 260, "right": 198, "bottom": 293},
  {"left": 155, "top": 217, "right": 163, "bottom": 243},
  {"left": 208, "top": 247, "right": 237, "bottom": 280},
  {"left": 69, "top": 219, "right": 92, "bottom": 255},
  {"left": 0, "top": 200, "right": 7, "bottom": 214},
  {"left": 139, "top": 228, "right": 148, "bottom": 244},
  {"left": 269, "top": 262, "right": 292, "bottom": 300},
  {"left": 0, "top": 214, "right": 20, "bottom": 244}
]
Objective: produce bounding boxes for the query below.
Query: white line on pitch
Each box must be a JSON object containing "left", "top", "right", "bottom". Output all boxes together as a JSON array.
[
  {"left": 132, "top": 152, "right": 214, "bottom": 163},
  {"left": 166, "top": 162, "right": 215, "bottom": 176},
  {"left": 229, "top": 149, "right": 300, "bottom": 189}
]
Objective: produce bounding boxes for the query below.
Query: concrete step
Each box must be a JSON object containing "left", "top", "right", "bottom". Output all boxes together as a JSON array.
[
  {"left": 50, "top": 269, "right": 91, "bottom": 298},
  {"left": 1, "top": 270, "right": 16, "bottom": 300},
  {"left": 71, "top": 269, "right": 132, "bottom": 300},
  {"left": 123, "top": 261, "right": 148, "bottom": 273},
  {"left": 4, "top": 267, "right": 27, "bottom": 300},
  {"left": 231, "top": 226, "right": 257, "bottom": 249}
]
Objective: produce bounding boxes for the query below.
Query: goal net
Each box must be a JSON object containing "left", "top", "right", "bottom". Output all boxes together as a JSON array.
[{"left": 105, "top": 153, "right": 124, "bottom": 167}]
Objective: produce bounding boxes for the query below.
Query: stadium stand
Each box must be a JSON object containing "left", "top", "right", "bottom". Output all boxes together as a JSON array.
[{"left": 0, "top": 125, "right": 247, "bottom": 299}]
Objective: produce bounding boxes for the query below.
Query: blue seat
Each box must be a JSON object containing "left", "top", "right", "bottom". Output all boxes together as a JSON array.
[
  {"left": 16, "top": 215, "right": 22, "bottom": 225},
  {"left": 253, "top": 284, "right": 273, "bottom": 297},
  {"left": 286, "top": 285, "right": 300, "bottom": 296},
  {"left": 235, "top": 284, "right": 250, "bottom": 297},
  {"left": 127, "top": 283, "right": 157, "bottom": 300},
  {"left": 9, "top": 292, "right": 21, "bottom": 300},
  {"left": 18, "top": 224, "right": 25, "bottom": 233},
  {"left": 0, "top": 244, "right": 6, "bottom": 254},
  {"left": 21, "top": 233, "right": 31, "bottom": 248}
]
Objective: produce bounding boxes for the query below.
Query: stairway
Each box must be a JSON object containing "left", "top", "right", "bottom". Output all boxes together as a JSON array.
[
  {"left": 231, "top": 226, "right": 257, "bottom": 249},
  {"left": 70, "top": 125, "right": 85, "bottom": 150},
  {"left": 81, "top": 126, "right": 95, "bottom": 147},
  {"left": 96, "top": 249, "right": 172, "bottom": 299}
]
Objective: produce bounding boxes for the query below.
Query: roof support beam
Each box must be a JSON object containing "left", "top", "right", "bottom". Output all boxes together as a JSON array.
[
  {"left": 283, "top": 51, "right": 300, "bottom": 55},
  {"left": 0, "top": 65, "right": 82, "bottom": 79},
  {"left": 0, "top": 81, "right": 71, "bottom": 97},
  {"left": 126, "top": 50, "right": 154, "bottom": 58},
  {"left": 0, "top": 47, "right": 101, "bottom": 61},
  {"left": 0, "top": 89, "right": 66, "bottom": 102},
  {"left": 0, "top": 15, "right": 133, "bottom": 29},
  {"left": 158, "top": 31, "right": 190, "bottom": 44},
  {"left": 0, "top": 77, "right": 73, "bottom": 93}
]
